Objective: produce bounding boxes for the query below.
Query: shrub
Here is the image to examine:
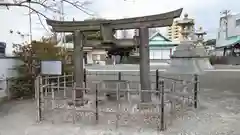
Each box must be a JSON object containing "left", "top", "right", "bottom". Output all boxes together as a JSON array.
[{"left": 8, "top": 75, "right": 35, "bottom": 99}]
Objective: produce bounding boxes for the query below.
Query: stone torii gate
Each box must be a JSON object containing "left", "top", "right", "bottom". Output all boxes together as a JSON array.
[{"left": 46, "top": 8, "right": 183, "bottom": 103}]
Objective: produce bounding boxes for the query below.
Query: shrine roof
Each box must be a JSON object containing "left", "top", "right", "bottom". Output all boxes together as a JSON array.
[{"left": 149, "top": 32, "right": 180, "bottom": 47}]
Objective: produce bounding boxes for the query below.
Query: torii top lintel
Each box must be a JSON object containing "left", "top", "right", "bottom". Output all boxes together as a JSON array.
[{"left": 46, "top": 8, "right": 183, "bottom": 32}]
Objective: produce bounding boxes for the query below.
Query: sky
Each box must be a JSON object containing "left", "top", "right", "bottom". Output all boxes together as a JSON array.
[{"left": 1, "top": 0, "right": 240, "bottom": 55}]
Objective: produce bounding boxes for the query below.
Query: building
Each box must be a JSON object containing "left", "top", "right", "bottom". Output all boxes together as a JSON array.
[
  {"left": 134, "top": 28, "right": 159, "bottom": 38},
  {"left": 58, "top": 42, "right": 107, "bottom": 65},
  {"left": 0, "top": 42, "right": 6, "bottom": 56},
  {"left": 149, "top": 32, "right": 179, "bottom": 60},
  {"left": 214, "top": 13, "right": 240, "bottom": 64},
  {"left": 166, "top": 21, "right": 182, "bottom": 41},
  {"left": 132, "top": 32, "right": 179, "bottom": 60},
  {"left": 217, "top": 13, "right": 240, "bottom": 43},
  {"left": 121, "top": 30, "right": 128, "bottom": 38},
  {"left": 216, "top": 13, "right": 240, "bottom": 56}
]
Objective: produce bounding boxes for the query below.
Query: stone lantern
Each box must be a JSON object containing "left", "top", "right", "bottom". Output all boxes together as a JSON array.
[
  {"left": 165, "top": 14, "right": 213, "bottom": 75},
  {"left": 177, "top": 13, "right": 195, "bottom": 41},
  {"left": 195, "top": 27, "right": 206, "bottom": 45},
  {"left": 194, "top": 27, "right": 214, "bottom": 70}
]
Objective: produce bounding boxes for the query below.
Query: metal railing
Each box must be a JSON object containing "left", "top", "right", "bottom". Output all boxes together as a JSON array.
[{"left": 35, "top": 69, "right": 199, "bottom": 131}]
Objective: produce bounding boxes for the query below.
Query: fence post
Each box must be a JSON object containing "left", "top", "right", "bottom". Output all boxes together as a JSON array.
[
  {"left": 39, "top": 76, "right": 43, "bottom": 121},
  {"left": 84, "top": 68, "right": 87, "bottom": 92},
  {"left": 156, "top": 69, "right": 159, "bottom": 95},
  {"left": 72, "top": 82, "right": 76, "bottom": 124},
  {"left": 6, "top": 79, "right": 11, "bottom": 100},
  {"left": 63, "top": 73, "right": 66, "bottom": 98},
  {"left": 72, "top": 72, "right": 74, "bottom": 86},
  {"left": 171, "top": 82, "right": 176, "bottom": 111},
  {"left": 35, "top": 76, "right": 41, "bottom": 122},
  {"left": 194, "top": 74, "right": 199, "bottom": 108},
  {"left": 51, "top": 83, "right": 55, "bottom": 110},
  {"left": 95, "top": 83, "right": 99, "bottom": 124},
  {"left": 57, "top": 76, "right": 60, "bottom": 93},
  {"left": 118, "top": 72, "right": 122, "bottom": 80},
  {"left": 44, "top": 76, "right": 48, "bottom": 93},
  {"left": 116, "top": 83, "right": 120, "bottom": 129},
  {"left": 160, "top": 80, "right": 165, "bottom": 131}
]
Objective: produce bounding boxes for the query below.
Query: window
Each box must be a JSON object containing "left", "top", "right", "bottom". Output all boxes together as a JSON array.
[
  {"left": 0, "top": 42, "right": 6, "bottom": 54},
  {"left": 0, "top": 47, "right": 5, "bottom": 54},
  {"left": 236, "top": 19, "right": 240, "bottom": 27}
]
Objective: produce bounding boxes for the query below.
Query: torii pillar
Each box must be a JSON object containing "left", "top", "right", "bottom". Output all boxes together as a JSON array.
[
  {"left": 139, "top": 27, "right": 151, "bottom": 102},
  {"left": 73, "top": 30, "right": 84, "bottom": 99}
]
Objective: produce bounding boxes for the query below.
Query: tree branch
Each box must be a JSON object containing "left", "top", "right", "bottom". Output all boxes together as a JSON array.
[
  {"left": 18, "top": 0, "right": 60, "bottom": 13},
  {"left": 1, "top": 0, "right": 94, "bottom": 18},
  {"left": 36, "top": 13, "right": 51, "bottom": 33},
  {"left": 62, "top": 0, "right": 94, "bottom": 16},
  {"left": 1, "top": 0, "right": 95, "bottom": 37},
  {"left": 0, "top": 3, "right": 50, "bottom": 19}
]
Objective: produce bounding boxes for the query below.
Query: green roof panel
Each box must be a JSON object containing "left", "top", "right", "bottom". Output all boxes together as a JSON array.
[
  {"left": 217, "top": 36, "right": 240, "bottom": 48},
  {"left": 148, "top": 32, "right": 179, "bottom": 47}
]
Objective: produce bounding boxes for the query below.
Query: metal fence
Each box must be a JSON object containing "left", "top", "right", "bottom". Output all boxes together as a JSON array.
[{"left": 35, "top": 70, "right": 199, "bottom": 131}]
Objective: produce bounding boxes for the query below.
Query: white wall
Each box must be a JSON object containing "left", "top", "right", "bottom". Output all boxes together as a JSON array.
[
  {"left": 149, "top": 47, "right": 176, "bottom": 60},
  {"left": 89, "top": 49, "right": 107, "bottom": 65},
  {"left": 216, "top": 13, "right": 240, "bottom": 47},
  {"left": 86, "top": 52, "right": 93, "bottom": 64},
  {"left": 0, "top": 58, "right": 22, "bottom": 98},
  {"left": 227, "top": 13, "right": 240, "bottom": 37}
]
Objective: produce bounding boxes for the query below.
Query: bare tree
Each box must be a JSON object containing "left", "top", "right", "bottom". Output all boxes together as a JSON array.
[{"left": 0, "top": 0, "right": 95, "bottom": 32}]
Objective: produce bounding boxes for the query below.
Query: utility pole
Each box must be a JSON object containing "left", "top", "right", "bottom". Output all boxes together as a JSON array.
[
  {"left": 221, "top": 10, "right": 231, "bottom": 39},
  {"left": 60, "top": 0, "right": 66, "bottom": 47},
  {"left": 27, "top": 0, "right": 33, "bottom": 43}
]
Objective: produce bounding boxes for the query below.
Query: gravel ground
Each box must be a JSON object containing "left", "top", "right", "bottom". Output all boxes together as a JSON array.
[
  {"left": 1, "top": 64, "right": 240, "bottom": 135},
  {"left": 1, "top": 87, "right": 240, "bottom": 135}
]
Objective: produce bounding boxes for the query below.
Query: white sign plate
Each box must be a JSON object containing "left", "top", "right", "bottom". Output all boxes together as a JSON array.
[{"left": 40, "top": 60, "right": 62, "bottom": 75}]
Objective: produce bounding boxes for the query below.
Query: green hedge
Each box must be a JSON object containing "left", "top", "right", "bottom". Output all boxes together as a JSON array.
[{"left": 8, "top": 75, "right": 35, "bottom": 99}]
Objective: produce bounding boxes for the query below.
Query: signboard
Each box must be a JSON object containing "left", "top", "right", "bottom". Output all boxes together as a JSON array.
[{"left": 40, "top": 60, "right": 62, "bottom": 75}]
